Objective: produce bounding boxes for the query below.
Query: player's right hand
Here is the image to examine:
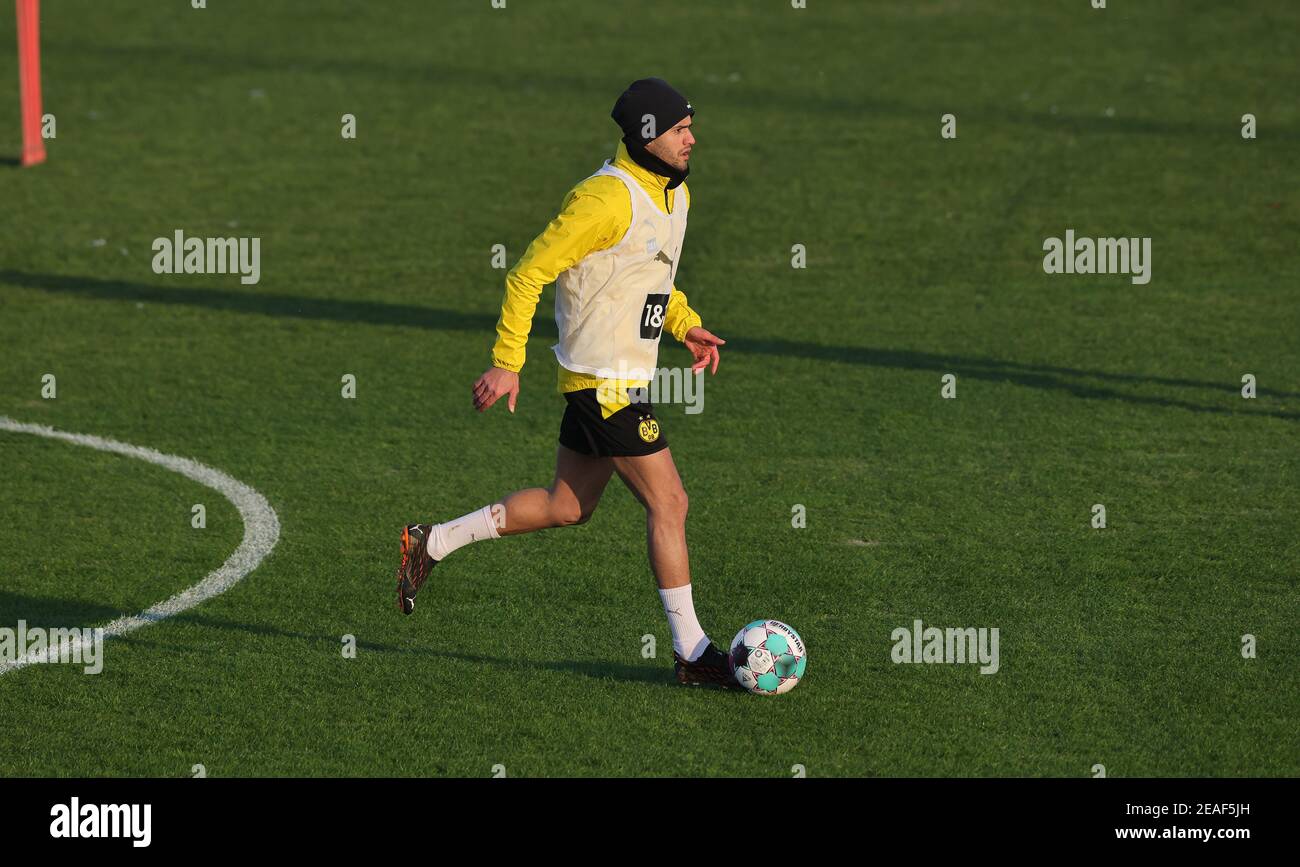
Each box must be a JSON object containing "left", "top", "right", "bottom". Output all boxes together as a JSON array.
[{"left": 472, "top": 366, "right": 520, "bottom": 413}]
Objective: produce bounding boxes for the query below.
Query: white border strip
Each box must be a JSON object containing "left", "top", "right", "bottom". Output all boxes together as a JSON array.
[{"left": 0, "top": 416, "right": 280, "bottom": 676}]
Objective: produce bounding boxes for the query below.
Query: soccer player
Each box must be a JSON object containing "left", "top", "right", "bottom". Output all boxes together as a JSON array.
[{"left": 396, "top": 78, "right": 737, "bottom": 688}]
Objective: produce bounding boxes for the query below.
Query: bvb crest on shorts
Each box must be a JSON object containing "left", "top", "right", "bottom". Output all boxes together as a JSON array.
[{"left": 637, "top": 417, "right": 660, "bottom": 443}]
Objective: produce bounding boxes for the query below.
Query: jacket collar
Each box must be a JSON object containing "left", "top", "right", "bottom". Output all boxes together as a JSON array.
[{"left": 613, "top": 140, "right": 675, "bottom": 196}]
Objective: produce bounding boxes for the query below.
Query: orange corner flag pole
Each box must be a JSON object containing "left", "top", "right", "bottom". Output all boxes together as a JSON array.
[{"left": 16, "top": 0, "right": 45, "bottom": 167}]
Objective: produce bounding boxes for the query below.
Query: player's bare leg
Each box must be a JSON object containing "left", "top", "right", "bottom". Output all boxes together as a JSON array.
[
  {"left": 396, "top": 445, "right": 611, "bottom": 614},
  {"left": 495, "top": 445, "right": 614, "bottom": 534},
  {"left": 613, "top": 447, "right": 738, "bottom": 688},
  {"left": 611, "top": 448, "right": 690, "bottom": 590}
]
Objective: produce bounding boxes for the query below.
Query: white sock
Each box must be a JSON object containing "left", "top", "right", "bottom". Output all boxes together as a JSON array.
[
  {"left": 658, "top": 584, "right": 710, "bottom": 662},
  {"left": 427, "top": 505, "right": 501, "bottom": 561}
]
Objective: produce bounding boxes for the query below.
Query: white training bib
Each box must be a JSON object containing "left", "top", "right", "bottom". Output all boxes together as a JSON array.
[{"left": 553, "top": 160, "right": 689, "bottom": 380}]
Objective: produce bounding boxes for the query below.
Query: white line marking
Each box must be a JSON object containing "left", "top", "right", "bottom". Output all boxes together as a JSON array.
[{"left": 0, "top": 416, "right": 280, "bottom": 676}]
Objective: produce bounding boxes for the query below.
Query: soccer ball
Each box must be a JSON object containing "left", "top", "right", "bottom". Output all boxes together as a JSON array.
[{"left": 729, "top": 619, "right": 807, "bottom": 695}]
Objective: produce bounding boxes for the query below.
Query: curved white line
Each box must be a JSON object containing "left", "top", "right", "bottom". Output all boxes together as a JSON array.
[{"left": 0, "top": 416, "right": 280, "bottom": 676}]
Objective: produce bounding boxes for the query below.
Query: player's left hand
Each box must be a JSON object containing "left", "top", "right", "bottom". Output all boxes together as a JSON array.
[{"left": 683, "top": 326, "right": 725, "bottom": 375}]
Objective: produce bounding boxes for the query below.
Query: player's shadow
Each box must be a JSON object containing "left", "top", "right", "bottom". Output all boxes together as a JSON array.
[
  {"left": 182, "top": 611, "right": 675, "bottom": 685},
  {"left": 81, "top": 610, "right": 678, "bottom": 688},
  {"left": 0, "top": 595, "right": 680, "bottom": 687},
  {"left": 4, "top": 268, "right": 1297, "bottom": 422}
]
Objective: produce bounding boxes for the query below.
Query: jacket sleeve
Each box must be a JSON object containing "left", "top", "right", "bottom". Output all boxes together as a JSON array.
[
  {"left": 664, "top": 284, "right": 702, "bottom": 343},
  {"left": 490, "top": 188, "right": 625, "bottom": 373}
]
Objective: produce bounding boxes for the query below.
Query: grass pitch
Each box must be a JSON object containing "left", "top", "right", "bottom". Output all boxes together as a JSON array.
[{"left": 0, "top": 0, "right": 1296, "bottom": 776}]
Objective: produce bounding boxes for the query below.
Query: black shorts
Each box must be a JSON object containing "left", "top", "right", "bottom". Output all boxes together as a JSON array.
[{"left": 558, "top": 388, "right": 668, "bottom": 458}]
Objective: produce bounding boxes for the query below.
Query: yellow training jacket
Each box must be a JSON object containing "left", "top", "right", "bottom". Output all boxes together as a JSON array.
[{"left": 490, "top": 141, "right": 703, "bottom": 417}]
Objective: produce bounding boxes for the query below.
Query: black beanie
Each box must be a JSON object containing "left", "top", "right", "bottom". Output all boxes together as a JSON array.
[{"left": 610, "top": 77, "right": 694, "bottom": 189}]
